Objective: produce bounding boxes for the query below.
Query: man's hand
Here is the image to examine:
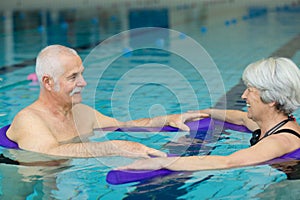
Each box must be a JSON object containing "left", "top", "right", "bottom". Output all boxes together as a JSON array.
[
  {"left": 117, "top": 157, "right": 165, "bottom": 170},
  {"left": 113, "top": 140, "right": 167, "bottom": 158}
]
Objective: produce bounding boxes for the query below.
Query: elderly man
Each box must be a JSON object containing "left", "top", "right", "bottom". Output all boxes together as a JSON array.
[{"left": 7, "top": 45, "right": 201, "bottom": 158}]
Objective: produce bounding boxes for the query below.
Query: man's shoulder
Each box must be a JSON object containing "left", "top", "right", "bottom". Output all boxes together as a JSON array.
[
  {"left": 8, "top": 105, "right": 43, "bottom": 141},
  {"left": 13, "top": 104, "right": 45, "bottom": 128}
]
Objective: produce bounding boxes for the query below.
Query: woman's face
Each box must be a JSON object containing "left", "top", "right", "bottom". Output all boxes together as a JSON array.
[{"left": 241, "top": 86, "right": 268, "bottom": 121}]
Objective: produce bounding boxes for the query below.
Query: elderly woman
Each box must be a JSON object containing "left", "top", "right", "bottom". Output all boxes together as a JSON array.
[{"left": 120, "top": 57, "right": 300, "bottom": 171}]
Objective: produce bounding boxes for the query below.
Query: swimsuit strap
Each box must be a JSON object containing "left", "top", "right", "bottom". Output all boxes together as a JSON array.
[
  {"left": 261, "top": 115, "right": 295, "bottom": 139},
  {"left": 250, "top": 115, "right": 295, "bottom": 146},
  {"left": 273, "top": 129, "right": 300, "bottom": 139},
  {"left": 250, "top": 129, "right": 261, "bottom": 146},
  {"left": 263, "top": 119, "right": 290, "bottom": 138}
]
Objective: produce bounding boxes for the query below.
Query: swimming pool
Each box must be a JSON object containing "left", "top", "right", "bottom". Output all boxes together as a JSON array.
[{"left": 1, "top": 1, "right": 300, "bottom": 199}]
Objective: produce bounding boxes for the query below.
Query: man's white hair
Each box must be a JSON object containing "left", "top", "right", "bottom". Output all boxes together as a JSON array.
[{"left": 35, "top": 45, "right": 78, "bottom": 91}]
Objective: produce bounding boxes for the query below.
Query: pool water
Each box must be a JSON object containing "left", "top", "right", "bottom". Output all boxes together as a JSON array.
[{"left": 1, "top": 2, "right": 300, "bottom": 199}]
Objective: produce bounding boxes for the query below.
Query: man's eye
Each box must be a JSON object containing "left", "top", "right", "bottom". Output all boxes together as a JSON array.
[{"left": 69, "top": 75, "right": 76, "bottom": 80}]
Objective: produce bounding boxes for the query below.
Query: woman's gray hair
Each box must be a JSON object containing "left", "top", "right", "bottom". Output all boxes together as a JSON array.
[
  {"left": 242, "top": 57, "right": 300, "bottom": 115},
  {"left": 35, "top": 45, "right": 78, "bottom": 90}
]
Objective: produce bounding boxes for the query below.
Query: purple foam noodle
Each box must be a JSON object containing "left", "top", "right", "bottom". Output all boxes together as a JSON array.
[
  {"left": 101, "top": 118, "right": 251, "bottom": 133},
  {"left": 0, "top": 125, "right": 19, "bottom": 149},
  {"left": 106, "top": 169, "right": 175, "bottom": 185},
  {"left": 266, "top": 148, "right": 300, "bottom": 164},
  {"left": 0, "top": 118, "right": 217, "bottom": 149},
  {"left": 106, "top": 153, "right": 179, "bottom": 185}
]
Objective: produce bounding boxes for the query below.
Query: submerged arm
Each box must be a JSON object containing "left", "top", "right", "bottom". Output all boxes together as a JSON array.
[{"left": 44, "top": 140, "right": 166, "bottom": 158}]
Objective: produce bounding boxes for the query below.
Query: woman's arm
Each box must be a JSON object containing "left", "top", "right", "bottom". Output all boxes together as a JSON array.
[
  {"left": 119, "top": 134, "right": 297, "bottom": 171},
  {"left": 199, "top": 109, "right": 258, "bottom": 131}
]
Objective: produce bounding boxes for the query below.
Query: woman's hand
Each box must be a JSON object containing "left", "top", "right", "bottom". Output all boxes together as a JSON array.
[{"left": 166, "top": 112, "right": 210, "bottom": 131}]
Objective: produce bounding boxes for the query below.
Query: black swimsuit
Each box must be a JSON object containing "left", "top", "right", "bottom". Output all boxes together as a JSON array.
[{"left": 250, "top": 116, "right": 300, "bottom": 146}]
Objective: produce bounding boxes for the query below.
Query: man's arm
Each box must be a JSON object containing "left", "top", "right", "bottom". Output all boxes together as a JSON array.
[
  {"left": 92, "top": 106, "right": 206, "bottom": 131},
  {"left": 8, "top": 111, "right": 166, "bottom": 158},
  {"left": 122, "top": 112, "right": 206, "bottom": 131},
  {"left": 44, "top": 140, "right": 166, "bottom": 158}
]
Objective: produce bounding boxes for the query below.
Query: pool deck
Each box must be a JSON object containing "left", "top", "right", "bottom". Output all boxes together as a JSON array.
[{"left": 215, "top": 33, "right": 300, "bottom": 110}]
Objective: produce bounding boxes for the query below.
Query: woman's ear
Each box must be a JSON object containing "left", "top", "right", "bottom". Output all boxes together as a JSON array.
[
  {"left": 269, "top": 101, "right": 278, "bottom": 109},
  {"left": 268, "top": 101, "right": 276, "bottom": 106},
  {"left": 269, "top": 101, "right": 276, "bottom": 105},
  {"left": 42, "top": 75, "right": 53, "bottom": 91}
]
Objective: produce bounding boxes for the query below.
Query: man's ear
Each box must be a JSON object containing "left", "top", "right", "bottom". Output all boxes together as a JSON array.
[{"left": 42, "top": 75, "right": 53, "bottom": 91}]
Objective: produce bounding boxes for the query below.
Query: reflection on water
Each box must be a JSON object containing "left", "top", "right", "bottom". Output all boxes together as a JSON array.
[
  {"left": 0, "top": 150, "right": 69, "bottom": 199},
  {"left": 0, "top": 146, "right": 133, "bottom": 199},
  {"left": 256, "top": 178, "right": 300, "bottom": 199},
  {"left": 271, "top": 160, "right": 300, "bottom": 180}
]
